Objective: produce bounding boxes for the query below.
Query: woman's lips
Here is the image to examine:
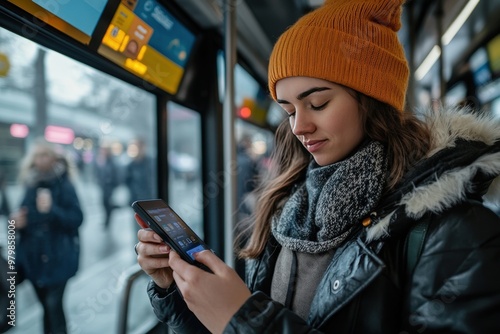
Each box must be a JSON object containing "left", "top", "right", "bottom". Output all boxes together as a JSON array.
[{"left": 304, "top": 140, "right": 327, "bottom": 153}]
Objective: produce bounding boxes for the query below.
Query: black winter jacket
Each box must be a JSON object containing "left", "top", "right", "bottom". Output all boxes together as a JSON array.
[
  {"left": 148, "top": 108, "right": 500, "bottom": 333},
  {"left": 17, "top": 163, "right": 83, "bottom": 287}
]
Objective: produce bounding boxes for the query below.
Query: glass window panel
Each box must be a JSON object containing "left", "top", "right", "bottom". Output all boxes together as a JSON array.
[
  {"left": 167, "top": 101, "right": 203, "bottom": 238},
  {"left": 216, "top": 51, "right": 275, "bottom": 219},
  {"left": 235, "top": 120, "right": 273, "bottom": 214},
  {"left": 217, "top": 50, "right": 276, "bottom": 127},
  {"left": 0, "top": 27, "right": 157, "bottom": 332}
]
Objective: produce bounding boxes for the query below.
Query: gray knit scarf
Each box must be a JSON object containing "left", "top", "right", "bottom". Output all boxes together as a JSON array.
[{"left": 271, "top": 141, "right": 387, "bottom": 253}]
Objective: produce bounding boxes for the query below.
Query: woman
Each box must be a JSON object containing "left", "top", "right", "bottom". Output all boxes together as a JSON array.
[
  {"left": 135, "top": 0, "right": 500, "bottom": 332},
  {"left": 11, "top": 139, "right": 83, "bottom": 334}
]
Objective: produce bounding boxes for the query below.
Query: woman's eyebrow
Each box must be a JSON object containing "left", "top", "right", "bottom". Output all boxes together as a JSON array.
[
  {"left": 296, "top": 87, "right": 330, "bottom": 100},
  {"left": 276, "top": 86, "right": 331, "bottom": 104},
  {"left": 277, "top": 87, "right": 331, "bottom": 104}
]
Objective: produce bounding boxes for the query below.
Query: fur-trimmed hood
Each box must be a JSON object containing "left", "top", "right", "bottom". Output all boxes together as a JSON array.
[{"left": 366, "top": 106, "right": 500, "bottom": 241}]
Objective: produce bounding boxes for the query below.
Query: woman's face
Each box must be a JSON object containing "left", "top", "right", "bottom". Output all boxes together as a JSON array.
[
  {"left": 33, "top": 146, "right": 56, "bottom": 172},
  {"left": 276, "top": 77, "right": 364, "bottom": 166}
]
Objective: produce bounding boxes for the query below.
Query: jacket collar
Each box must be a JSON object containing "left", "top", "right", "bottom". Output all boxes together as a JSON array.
[{"left": 366, "top": 106, "right": 500, "bottom": 242}]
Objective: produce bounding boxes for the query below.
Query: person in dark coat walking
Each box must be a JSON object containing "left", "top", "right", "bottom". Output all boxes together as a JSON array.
[
  {"left": 125, "top": 138, "right": 154, "bottom": 205},
  {"left": 94, "top": 144, "right": 119, "bottom": 229},
  {"left": 11, "top": 139, "right": 83, "bottom": 334}
]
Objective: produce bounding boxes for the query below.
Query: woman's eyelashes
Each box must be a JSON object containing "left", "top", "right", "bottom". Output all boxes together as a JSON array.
[
  {"left": 281, "top": 99, "right": 329, "bottom": 117},
  {"left": 310, "top": 101, "right": 329, "bottom": 110}
]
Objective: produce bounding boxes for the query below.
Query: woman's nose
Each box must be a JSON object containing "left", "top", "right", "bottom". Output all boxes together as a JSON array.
[{"left": 291, "top": 110, "right": 315, "bottom": 136}]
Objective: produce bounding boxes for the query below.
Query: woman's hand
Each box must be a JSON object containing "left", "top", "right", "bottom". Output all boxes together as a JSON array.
[
  {"left": 169, "top": 250, "right": 252, "bottom": 334},
  {"left": 10, "top": 207, "right": 27, "bottom": 229},
  {"left": 135, "top": 214, "right": 174, "bottom": 289},
  {"left": 36, "top": 188, "right": 52, "bottom": 213}
]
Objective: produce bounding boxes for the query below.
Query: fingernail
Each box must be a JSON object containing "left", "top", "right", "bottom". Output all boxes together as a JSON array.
[
  {"left": 194, "top": 250, "right": 208, "bottom": 257},
  {"left": 159, "top": 245, "right": 169, "bottom": 253},
  {"left": 153, "top": 234, "right": 162, "bottom": 242}
]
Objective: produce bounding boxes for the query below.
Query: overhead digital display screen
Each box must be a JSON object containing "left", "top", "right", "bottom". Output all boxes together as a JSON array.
[
  {"left": 8, "top": 0, "right": 109, "bottom": 44},
  {"left": 97, "top": 0, "right": 196, "bottom": 94},
  {"left": 33, "top": 0, "right": 108, "bottom": 36},
  {"left": 8, "top": 0, "right": 197, "bottom": 95}
]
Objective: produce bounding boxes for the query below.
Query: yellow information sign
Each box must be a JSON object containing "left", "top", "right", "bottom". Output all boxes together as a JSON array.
[{"left": 98, "top": 2, "right": 186, "bottom": 94}]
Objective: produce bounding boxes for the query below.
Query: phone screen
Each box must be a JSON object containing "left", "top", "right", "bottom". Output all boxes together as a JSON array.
[
  {"left": 145, "top": 206, "right": 207, "bottom": 261},
  {"left": 133, "top": 199, "right": 209, "bottom": 263}
]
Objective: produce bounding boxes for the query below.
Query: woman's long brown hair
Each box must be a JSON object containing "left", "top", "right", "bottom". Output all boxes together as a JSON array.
[{"left": 237, "top": 92, "right": 431, "bottom": 259}]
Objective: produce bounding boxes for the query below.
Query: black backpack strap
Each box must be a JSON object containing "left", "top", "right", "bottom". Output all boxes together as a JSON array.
[{"left": 406, "top": 219, "right": 429, "bottom": 276}]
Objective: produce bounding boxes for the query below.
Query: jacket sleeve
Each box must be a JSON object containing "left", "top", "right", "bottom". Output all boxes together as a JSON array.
[
  {"left": 404, "top": 201, "right": 500, "bottom": 333},
  {"left": 147, "top": 280, "right": 210, "bottom": 334},
  {"left": 224, "top": 292, "right": 322, "bottom": 334}
]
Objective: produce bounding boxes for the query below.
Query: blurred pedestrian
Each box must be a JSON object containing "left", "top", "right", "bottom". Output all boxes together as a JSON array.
[
  {"left": 125, "top": 138, "right": 155, "bottom": 234},
  {"left": 236, "top": 135, "right": 258, "bottom": 218},
  {"left": 94, "top": 144, "right": 119, "bottom": 229},
  {"left": 125, "top": 138, "right": 155, "bottom": 205},
  {"left": 10, "top": 139, "right": 83, "bottom": 334}
]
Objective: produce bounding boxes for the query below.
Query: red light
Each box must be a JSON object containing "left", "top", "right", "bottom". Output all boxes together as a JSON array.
[
  {"left": 10, "top": 123, "right": 29, "bottom": 138},
  {"left": 45, "top": 125, "right": 75, "bottom": 144},
  {"left": 239, "top": 106, "right": 252, "bottom": 119}
]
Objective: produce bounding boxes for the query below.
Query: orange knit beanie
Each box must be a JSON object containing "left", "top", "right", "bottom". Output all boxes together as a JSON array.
[{"left": 268, "top": 0, "right": 409, "bottom": 112}]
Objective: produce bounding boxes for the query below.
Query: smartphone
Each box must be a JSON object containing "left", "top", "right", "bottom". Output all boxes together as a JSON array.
[{"left": 132, "top": 199, "right": 212, "bottom": 269}]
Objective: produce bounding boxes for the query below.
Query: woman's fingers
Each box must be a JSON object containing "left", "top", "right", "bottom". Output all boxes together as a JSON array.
[
  {"left": 134, "top": 213, "right": 149, "bottom": 229},
  {"left": 135, "top": 235, "right": 175, "bottom": 289},
  {"left": 135, "top": 240, "right": 170, "bottom": 257},
  {"left": 136, "top": 229, "right": 171, "bottom": 268},
  {"left": 193, "top": 250, "right": 224, "bottom": 274},
  {"left": 137, "top": 227, "right": 164, "bottom": 244},
  {"left": 168, "top": 250, "right": 251, "bottom": 333},
  {"left": 169, "top": 251, "right": 190, "bottom": 281},
  {"left": 134, "top": 218, "right": 176, "bottom": 289},
  {"left": 137, "top": 254, "right": 170, "bottom": 272}
]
